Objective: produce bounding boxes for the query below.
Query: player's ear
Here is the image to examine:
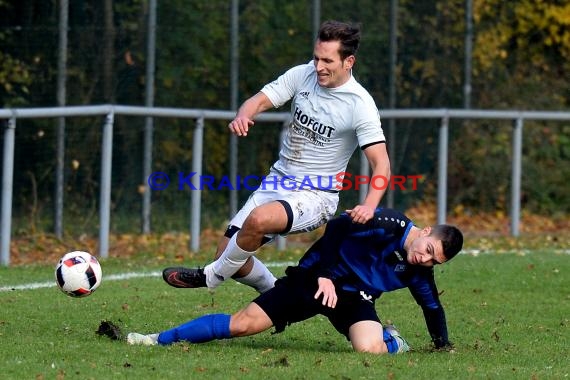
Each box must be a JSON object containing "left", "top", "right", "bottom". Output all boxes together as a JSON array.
[
  {"left": 343, "top": 55, "right": 355, "bottom": 70},
  {"left": 422, "top": 226, "right": 432, "bottom": 236}
]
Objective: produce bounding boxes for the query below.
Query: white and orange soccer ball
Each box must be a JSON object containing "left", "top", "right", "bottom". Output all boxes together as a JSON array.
[{"left": 55, "top": 251, "right": 102, "bottom": 297}]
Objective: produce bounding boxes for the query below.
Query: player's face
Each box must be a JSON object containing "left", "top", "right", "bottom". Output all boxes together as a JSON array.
[
  {"left": 313, "top": 40, "right": 354, "bottom": 88},
  {"left": 406, "top": 228, "right": 447, "bottom": 267}
]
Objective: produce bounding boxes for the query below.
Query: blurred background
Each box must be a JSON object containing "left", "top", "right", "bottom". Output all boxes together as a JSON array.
[{"left": 0, "top": 0, "right": 568, "bottom": 245}]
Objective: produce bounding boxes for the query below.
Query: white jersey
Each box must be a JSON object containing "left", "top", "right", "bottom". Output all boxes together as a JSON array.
[{"left": 261, "top": 62, "right": 385, "bottom": 190}]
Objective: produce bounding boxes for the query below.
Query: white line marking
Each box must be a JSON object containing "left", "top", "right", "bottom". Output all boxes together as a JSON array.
[
  {"left": 2, "top": 250, "right": 569, "bottom": 293},
  {"left": 0, "top": 261, "right": 297, "bottom": 292}
]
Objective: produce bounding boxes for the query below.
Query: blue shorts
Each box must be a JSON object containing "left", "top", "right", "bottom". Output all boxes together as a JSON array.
[{"left": 252, "top": 266, "right": 380, "bottom": 339}]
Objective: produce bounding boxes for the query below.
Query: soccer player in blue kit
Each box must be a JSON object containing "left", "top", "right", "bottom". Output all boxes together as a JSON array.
[{"left": 128, "top": 208, "right": 463, "bottom": 354}]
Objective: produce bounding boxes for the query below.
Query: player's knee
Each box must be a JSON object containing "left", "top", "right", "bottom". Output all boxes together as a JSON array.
[
  {"left": 242, "top": 208, "right": 270, "bottom": 234},
  {"left": 351, "top": 339, "right": 387, "bottom": 354}
]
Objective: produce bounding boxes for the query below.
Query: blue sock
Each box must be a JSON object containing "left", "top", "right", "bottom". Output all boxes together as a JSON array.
[
  {"left": 383, "top": 329, "right": 398, "bottom": 354},
  {"left": 157, "top": 314, "right": 231, "bottom": 345}
]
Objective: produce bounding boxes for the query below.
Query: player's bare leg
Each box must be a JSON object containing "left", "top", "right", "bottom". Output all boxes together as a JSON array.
[
  {"left": 349, "top": 321, "right": 409, "bottom": 354},
  {"left": 204, "top": 201, "right": 288, "bottom": 289},
  {"left": 163, "top": 202, "right": 287, "bottom": 291}
]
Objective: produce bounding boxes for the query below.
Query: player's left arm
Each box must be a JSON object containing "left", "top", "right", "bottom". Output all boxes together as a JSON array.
[
  {"left": 346, "top": 142, "right": 391, "bottom": 224},
  {"left": 408, "top": 271, "right": 454, "bottom": 350}
]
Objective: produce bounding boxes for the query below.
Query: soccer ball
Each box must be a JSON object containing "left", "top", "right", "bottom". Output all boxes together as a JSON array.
[{"left": 55, "top": 251, "right": 102, "bottom": 297}]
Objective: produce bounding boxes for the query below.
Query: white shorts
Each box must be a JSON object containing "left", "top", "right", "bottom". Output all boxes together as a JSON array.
[{"left": 229, "top": 176, "right": 339, "bottom": 238}]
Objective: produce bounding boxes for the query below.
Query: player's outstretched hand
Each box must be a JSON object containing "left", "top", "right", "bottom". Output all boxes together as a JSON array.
[
  {"left": 314, "top": 277, "right": 337, "bottom": 308},
  {"left": 345, "top": 204, "right": 375, "bottom": 224},
  {"left": 228, "top": 117, "right": 254, "bottom": 137}
]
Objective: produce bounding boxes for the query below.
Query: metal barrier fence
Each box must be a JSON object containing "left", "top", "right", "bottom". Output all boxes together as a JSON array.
[{"left": 1, "top": 105, "right": 569, "bottom": 266}]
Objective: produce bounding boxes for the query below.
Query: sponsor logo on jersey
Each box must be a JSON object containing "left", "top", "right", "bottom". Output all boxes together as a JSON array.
[
  {"left": 291, "top": 124, "right": 325, "bottom": 146},
  {"left": 293, "top": 106, "right": 335, "bottom": 141},
  {"left": 395, "top": 264, "right": 407, "bottom": 272}
]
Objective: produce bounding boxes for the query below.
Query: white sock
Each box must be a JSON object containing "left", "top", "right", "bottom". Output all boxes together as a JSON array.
[
  {"left": 148, "top": 333, "right": 159, "bottom": 344},
  {"left": 204, "top": 234, "right": 255, "bottom": 288},
  {"left": 234, "top": 256, "right": 277, "bottom": 293}
]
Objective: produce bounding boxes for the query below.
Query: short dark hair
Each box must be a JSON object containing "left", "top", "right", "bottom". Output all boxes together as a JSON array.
[
  {"left": 430, "top": 225, "right": 464, "bottom": 261},
  {"left": 317, "top": 20, "right": 361, "bottom": 59}
]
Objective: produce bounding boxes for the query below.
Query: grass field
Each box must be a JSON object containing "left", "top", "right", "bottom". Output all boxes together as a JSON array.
[{"left": 0, "top": 251, "right": 568, "bottom": 379}]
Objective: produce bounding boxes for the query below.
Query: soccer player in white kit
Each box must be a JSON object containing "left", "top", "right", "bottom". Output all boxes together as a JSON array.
[{"left": 163, "top": 20, "right": 391, "bottom": 293}]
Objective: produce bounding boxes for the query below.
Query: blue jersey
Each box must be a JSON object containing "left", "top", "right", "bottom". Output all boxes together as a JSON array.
[{"left": 297, "top": 208, "right": 451, "bottom": 348}]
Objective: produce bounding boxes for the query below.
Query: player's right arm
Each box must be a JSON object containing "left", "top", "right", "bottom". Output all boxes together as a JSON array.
[
  {"left": 314, "top": 277, "right": 337, "bottom": 308},
  {"left": 229, "top": 92, "right": 274, "bottom": 137},
  {"left": 231, "top": 62, "right": 310, "bottom": 137}
]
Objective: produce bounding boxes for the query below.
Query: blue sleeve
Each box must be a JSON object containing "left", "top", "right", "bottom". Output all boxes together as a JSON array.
[
  {"left": 307, "top": 214, "right": 353, "bottom": 278},
  {"left": 408, "top": 270, "right": 452, "bottom": 349},
  {"left": 302, "top": 208, "right": 410, "bottom": 279},
  {"left": 347, "top": 208, "right": 410, "bottom": 239}
]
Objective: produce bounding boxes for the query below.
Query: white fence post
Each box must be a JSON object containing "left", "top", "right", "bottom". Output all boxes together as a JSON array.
[
  {"left": 190, "top": 117, "right": 204, "bottom": 252},
  {"left": 437, "top": 116, "right": 449, "bottom": 225},
  {"left": 99, "top": 111, "right": 115, "bottom": 258},
  {"left": 511, "top": 118, "right": 523, "bottom": 237},
  {"left": 1, "top": 117, "right": 16, "bottom": 266}
]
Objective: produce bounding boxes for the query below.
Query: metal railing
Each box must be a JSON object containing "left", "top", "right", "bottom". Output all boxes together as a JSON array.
[{"left": 2, "top": 105, "right": 569, "bottom": 266}]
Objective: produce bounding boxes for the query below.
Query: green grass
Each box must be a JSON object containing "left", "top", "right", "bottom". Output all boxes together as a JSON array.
[{"left": 0, "top": 252, "right": 568, "bottom": 379}]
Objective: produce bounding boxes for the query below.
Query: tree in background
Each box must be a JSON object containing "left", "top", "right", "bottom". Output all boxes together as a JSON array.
[{"left": 0, "top": 0, "right": 568, "bottom": 234}]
